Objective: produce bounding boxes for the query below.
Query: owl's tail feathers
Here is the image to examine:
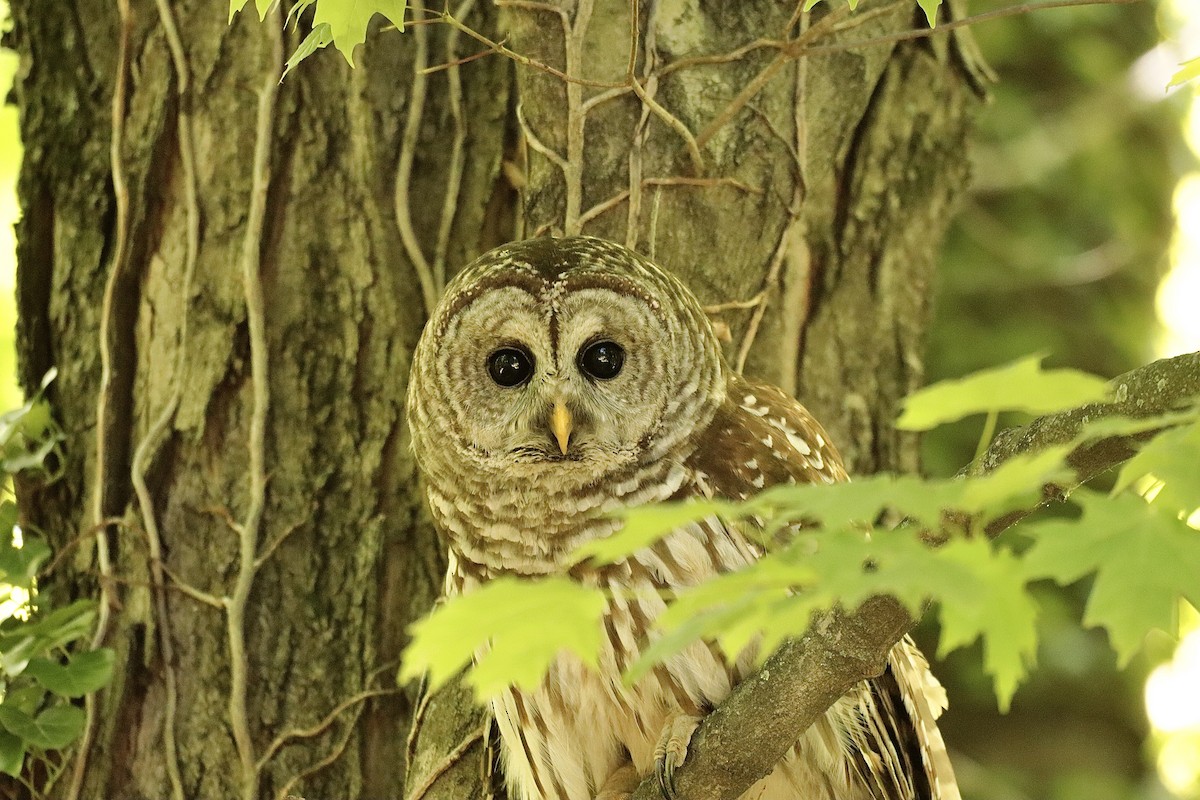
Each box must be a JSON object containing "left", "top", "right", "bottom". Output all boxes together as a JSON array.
[{"left": 890, "top": 638, "right": 961, "bottom": 800}]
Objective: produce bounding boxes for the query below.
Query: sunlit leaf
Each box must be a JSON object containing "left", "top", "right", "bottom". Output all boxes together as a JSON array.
[
  {"left": 897, "top": 354, "right": 1108, "bottom": 431},
  {"left": 282, "top": 23, "right": 335, "bottom": 80},
  {"left": 805, "top": 527, "right": 968, "bottom": 616},
  {"left": 628, "top": 554, "right": 818, "bottom": 683},
  {"left": 1113, "top": 420, "right": 1200, "bottom": 514},
  {"left": 751, "top": 475, "right": 960, "bottom": 531},
  {"left": 0, "top": 601, "right": 97, "bottom": 677},
  {"left": 401, "top": 577, "right": 606, "bottom": 699},
  {"left": 0, "top": 704, "right": 85, "bottom": 750},
  {"left": 917, "top": 0, "right": 940, "bottom": 27},
  {"left": 935, "top": 539, "right": 1037, "bottom": 711},
  {"left": 571, "top": 500, "right": 727, "bottom": 566},
  {"left": 0, "top": 529, "right": 49, "bottom": 588},
  {"left": 1070, "top": 405, "right": 1199, "bottom": 443},
  {"left": 315, "top": 0, "right": 408, "bottom": 67},
  {"left": 627, "top": 592, "right": 761, "bottom": 685},
  {"left": 957, "top": 446, "right": 1072, "bottom": 518},
  {"left": 285, "top": 0, "right": 318, "bottom": 28},
  {"left": 1168, "top": 56, "right": 1200, "bottom": 90},
  {"left": 228, "top": 0, "right": 276, "bottom": 22},
  {"left": 1023, "top": 490, "right": 1200, "bottom": 664}
]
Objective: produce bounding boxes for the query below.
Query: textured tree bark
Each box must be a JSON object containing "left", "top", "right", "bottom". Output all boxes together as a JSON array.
[
  {"left": 8, "top": 0, "right": 983, "bottom": 798},
  {"left": 10, "top": 1, "right": 511, "bottom": 797}
]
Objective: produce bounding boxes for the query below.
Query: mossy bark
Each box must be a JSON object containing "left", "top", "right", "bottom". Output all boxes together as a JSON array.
[{"left": 8, "top": 0, "right": 983, "bottom": 798}]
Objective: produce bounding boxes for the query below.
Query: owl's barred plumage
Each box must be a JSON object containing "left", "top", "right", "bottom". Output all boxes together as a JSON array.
[{"left": 407, "top": 236, "right": 959, "bottom": 800}]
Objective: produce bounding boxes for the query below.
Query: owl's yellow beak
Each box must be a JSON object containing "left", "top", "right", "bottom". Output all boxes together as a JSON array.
[{"left": 550, "top": 400, "right": 573, "bottom": 455}]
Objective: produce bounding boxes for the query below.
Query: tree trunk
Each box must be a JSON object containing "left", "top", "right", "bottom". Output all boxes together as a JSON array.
[{"left": 8, "top": 0, "right": 983, "bottom": 798}]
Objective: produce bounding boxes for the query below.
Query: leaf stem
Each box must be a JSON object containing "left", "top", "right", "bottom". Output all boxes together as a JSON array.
[{"left": 974, "top": 409, "right": 1000, "bottom": 465}]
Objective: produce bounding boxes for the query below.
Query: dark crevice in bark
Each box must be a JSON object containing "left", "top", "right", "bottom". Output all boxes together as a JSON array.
[
  {"left": 14, "top": 184, "right": 55, "bottom": 393},
  {"left": 105, "top": 623, "right": 149, "bottom": 799},
  {"left": 831, "top": 62, "right": 891, "bottom": 267},
  {"left": 101, "top": 87, "right": 178, "bottom": 530}
]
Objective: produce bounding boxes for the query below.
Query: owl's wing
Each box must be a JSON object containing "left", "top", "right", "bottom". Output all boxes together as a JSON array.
[{"left": 683, "top": 374, "right": 959, "bottom": 800}]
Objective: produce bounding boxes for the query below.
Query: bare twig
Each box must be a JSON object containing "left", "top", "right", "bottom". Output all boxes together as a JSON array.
[
  {"left": 703, "top": 295, "right": 765, "bottom": 314},
  {"left": 419, "top": 39, "right": 502, "bottom": 74},
  {"left": 433, "top": 0, "right": 475, "bottom": 294},
  {"left": 693, "top": 5, "right": 853, "bottom": 153},
  {"left": 257, "top": 689, "right": 397, "bottom": 770},
  {"left": 515, "top": 102, "right": 568, "bottom": 172},
  {"left": 405, "top": 725, "right": 487, "bottom": 800},
  {"left": 272, "top": 701, "right": 372, "bottom": 800},
  {"left": 252, "top": 514, "right": 309, "bottom": 571},
  {"left": 395, "top": 0, "right": 438, "bottom": 319},
  {"left": 450, "top": 3, "right": 624, "bottom": 89},
  {"left": 581, "top": 177, "right": 761, "bottom": 228},
  {"left": 563, "top": 0, "right": 592, "bottom": 234},
  {"left": 803, "top": 0, "right": 1147, "bottom": 58},
  {"left": 228, "top": 14, "right": 283, "bottom": 800},
  {"left": 161, "top": 565, "right": 225, "bottom": 609},
  {"left": 657, "top": 37, "right": 784, "bottom": 78},
  {"left": 734, "top": 228, "right": 790, "bottom": 374}
]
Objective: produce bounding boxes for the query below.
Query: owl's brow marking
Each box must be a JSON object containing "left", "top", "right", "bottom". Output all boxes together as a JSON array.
[{"left": 435, "top": 270, "right": 543, "bottom": 338}]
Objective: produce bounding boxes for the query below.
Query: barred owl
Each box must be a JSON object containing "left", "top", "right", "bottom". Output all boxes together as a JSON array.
[{"left": 407, "top": 236, "right": 958, "bottom": 800}]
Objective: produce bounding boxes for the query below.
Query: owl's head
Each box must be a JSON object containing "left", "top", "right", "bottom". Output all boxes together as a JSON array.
[{"left": 407, "top": 237, "right": 727, "bottom": 493}]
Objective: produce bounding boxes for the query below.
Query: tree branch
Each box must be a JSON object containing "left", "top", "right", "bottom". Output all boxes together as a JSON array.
[{"left": 629, "top": 350, "right": 1200, "bottom": 800}]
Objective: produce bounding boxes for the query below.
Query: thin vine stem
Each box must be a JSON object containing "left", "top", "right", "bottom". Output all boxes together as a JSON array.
[{"left": 228, "top": 12, "right": 283, "bottom": 799}]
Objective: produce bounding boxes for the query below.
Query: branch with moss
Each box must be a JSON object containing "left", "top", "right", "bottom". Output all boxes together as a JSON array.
[{"left": 628, "top": 350, "right": 1200, "bottom": 800}]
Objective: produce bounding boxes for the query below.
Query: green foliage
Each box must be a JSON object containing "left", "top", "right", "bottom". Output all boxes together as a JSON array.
[
  {"left": 924, "top": 2, "right": 1175, "bottom": 481},
  {"left": 897, "top": 353, "right": 1108, "bottom": 431},
  {"left": 0, "top": 376, "right": 112, "bottom": 779},
  {"left": 402, "top": 358, "right": 1200, "bottom": 719},
  {"left": 804, "top": 0, "right": 941, "bottom": 25},
  {"left": 400, "top": 576, "right": 607, "bottom": 698},
  {"left": 230, "top": 0, "right": 407, "bottom": 73},
  {"left": 1168, "top": 56, "right": 1200, "bottom": 89}
]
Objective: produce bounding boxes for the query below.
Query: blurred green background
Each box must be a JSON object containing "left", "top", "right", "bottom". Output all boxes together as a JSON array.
[
  {"left": 0, "top": 0, "right": 1197, "bottom": 797},
  {"left": 920, "top": 2, "right": 1200, "bottom": 799}
]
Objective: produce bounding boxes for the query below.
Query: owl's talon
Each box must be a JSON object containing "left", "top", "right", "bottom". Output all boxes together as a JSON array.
[{"left": 653, "top": 714, "right": 702, "bottom": 800}]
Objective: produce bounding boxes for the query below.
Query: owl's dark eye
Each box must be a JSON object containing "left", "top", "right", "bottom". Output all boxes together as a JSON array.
[
  {"left": 578, "top": 340, "right": 625, "bottom": 381},
  {"left": 487, "top": 347, "right": 534, "bottom": 387}
]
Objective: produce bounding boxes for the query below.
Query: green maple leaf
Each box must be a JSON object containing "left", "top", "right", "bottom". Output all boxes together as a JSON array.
[
  {"left": 227, "top": 0, "right": 276, "bottom": 23},
  {"left": 1113, "top": 420, "right": 1200, "bottom": 515},
  {"left": 314, "top": 0, "right": 408, "bottom": 66},
  {"left": 935, "top": 538, "right": 1037, "bottom": 711},
  {"left": 401, "top": 576, "right": 606, "bottom": 699},
  {"left": 957, "top": 446, "right": 1073, "bottom": 519},
  {"left": 1168, "top": 56, "right": 1200, "bottom": 89},
  {"left": 1023, "top": 490, "right": 1200, "bottom": 665},
  {"left": 897, "top": 353, "right": 1108, "bottom": 431},
  {"left": 631, "top": 552, "right": 822, "bottom": 682},
  {"left": 572, "top": 500, "right": 727, "bottom": 566}
]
